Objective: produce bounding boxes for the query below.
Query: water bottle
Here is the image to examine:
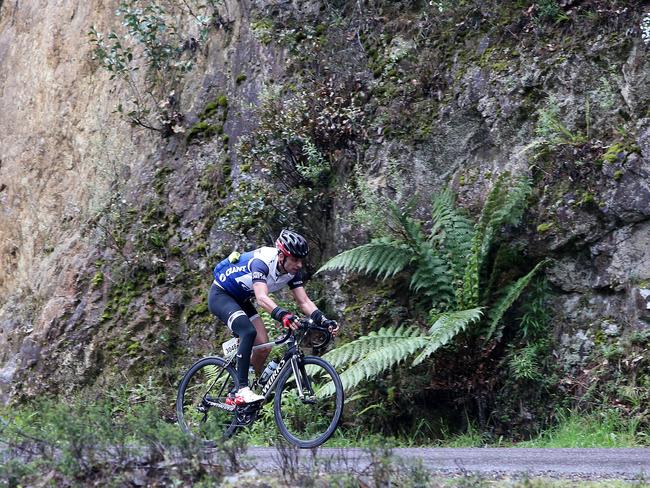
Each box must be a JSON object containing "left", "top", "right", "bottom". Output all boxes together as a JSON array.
[{"left": 259, "top": 360, "right": 278, "bottom": 385}]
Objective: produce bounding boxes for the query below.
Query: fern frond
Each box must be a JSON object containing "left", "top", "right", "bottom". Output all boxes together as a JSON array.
[
  {"left": 409, "top": 247, "right": 455, "bottom": 308},
  {"left": 316, "top": 238, "right": 412, "bottom": 280},
  {"left": 320, "top": 325, "right": 427, "bottom": 395},
  {"left": 412, "top": 307, "right": 483, "bottom": 365},
  {"left": 477, "top": 174, "right": 531, "bottom": 266},
  {"left": 484, "top": 259, "right": 551, "bottom": 342},
  {"left": 460, "top": 173, "right": 532, "bottom": 308},
  {"left": 386, "top": 200, "right": 426, "bottom": 251},
  {"left": 429, "top": 191, "right": 474, "bottom": 249},
  {"left": 323, "top": 325, "right": 422, "bottom": 368},
  {"left": 491, "top": 174, "right": 531, "bottom": 227},
  {"left": 459, "top": 247, "right": 480, "bottom": 308},
  {"left": 429, "top": 190, "right": 456, "bottom": 239},
  {"left": 204, "top": 365, "right": 220, "bottom": 384},
  {"left": 328, "top": 328, "right": 428, "bottom": 393},
  {"left": 475, "top": 172, "right": 509, "bottom": 237},
  {"left": 429, "top": 190, "right": 475, "bottom": 282}
]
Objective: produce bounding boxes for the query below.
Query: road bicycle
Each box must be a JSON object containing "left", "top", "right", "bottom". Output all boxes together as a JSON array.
[{"left": 176, "top": 318, "right": 344, "bottom": 448}]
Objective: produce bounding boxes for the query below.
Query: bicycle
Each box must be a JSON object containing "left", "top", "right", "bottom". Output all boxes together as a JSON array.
[{"left": 176, "top": 318, "right": 344, "bottom": 448}]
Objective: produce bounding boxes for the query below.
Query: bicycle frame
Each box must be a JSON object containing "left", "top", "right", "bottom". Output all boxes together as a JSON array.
[
  {"left": 253, "top": 338, "right": 307, "bottom": 401},
  {"left": 199, "top": 321, "right": 330, "bottom": 418}
]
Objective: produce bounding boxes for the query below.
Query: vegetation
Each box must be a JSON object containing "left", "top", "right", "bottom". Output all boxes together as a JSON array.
[
  {"left": 0, "top": 383, "right": 241, "bottom": 486},
  {"left": 516, "top": 408, "right": 646, "bottom": 448},
  {"left": 318, "top": 173, "right": 548, "bottom": 394},
  {"left": 88, "top": 0, "right": 222, "bottom": 134},
  {"left": 1, "top": 389, "right": 645, "bottom": 487}
]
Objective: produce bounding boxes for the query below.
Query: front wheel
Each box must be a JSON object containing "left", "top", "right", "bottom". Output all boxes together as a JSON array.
[
  {"left": 274, "top": 355, "right": 344, "bottom": 448},
  {"left": 176, "top": 357, "right": 239, "bottom": 447}
]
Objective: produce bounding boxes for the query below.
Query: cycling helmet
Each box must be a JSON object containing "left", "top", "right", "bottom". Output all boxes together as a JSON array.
[{"left": 275, "top": 229, "right": 309, "bottom": 258}]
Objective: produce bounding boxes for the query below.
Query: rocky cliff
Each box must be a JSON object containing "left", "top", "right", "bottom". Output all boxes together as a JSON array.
[{"left": 0, "top": 0, "right": 648, "bottom": 428}]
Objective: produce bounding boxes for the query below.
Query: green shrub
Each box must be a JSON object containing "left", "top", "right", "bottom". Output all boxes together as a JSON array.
[{"left": 0, "top": 384, "right": 232, "bottom": 486}]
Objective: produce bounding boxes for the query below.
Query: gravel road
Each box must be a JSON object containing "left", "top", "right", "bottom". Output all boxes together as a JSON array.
[{"left": 243, "top": 447, "right": 650, "bottom": 480}]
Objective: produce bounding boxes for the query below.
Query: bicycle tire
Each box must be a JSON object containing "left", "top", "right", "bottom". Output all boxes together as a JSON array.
[
  {"left": 273, "top": 355, "right": 344, "bottom": 448},
  {"left": 176, "top": 357, "right": 239, "bottom": 447}
]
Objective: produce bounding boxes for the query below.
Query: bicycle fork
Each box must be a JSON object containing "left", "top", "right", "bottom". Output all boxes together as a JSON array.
[{"left": 290, "top": 356, "right": 316, "bottom": 403}]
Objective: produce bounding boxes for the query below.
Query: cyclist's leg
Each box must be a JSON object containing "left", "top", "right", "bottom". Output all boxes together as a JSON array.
[
  {"left": 231, "top": 319, "right": 256, "bottom": 388},
  {"left": 249, "top": 315, "right": 270, "bottom": 374},
  {"left": 207, "top": 284, "right": 257, "bottom": 388}
]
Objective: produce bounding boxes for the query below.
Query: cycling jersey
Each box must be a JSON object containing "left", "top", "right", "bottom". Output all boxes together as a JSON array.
[{"left": 212, "top": 246, "right": 304, "bottom": 303}]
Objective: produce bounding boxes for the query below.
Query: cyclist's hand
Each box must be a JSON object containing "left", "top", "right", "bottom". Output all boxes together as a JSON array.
[
  {"left": 323, "top": 319, "right": 339, "bottom": 336},
  {"left": 282, "top": 313, "right": 300, "bottom": 330}
]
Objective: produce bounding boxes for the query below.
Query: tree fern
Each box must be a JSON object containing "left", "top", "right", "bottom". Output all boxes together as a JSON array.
[
  {"left": 316, "top": 172, "right": 546, "bottom": 395},
  {"left": 412, "top": 307, "right": 483, "bottom": 365},
  {"left": 317, "top": 238, "right": 412, "bottom": 280},
  {"left": 484, "top": 259, "right": 551, "bottom": 342}
]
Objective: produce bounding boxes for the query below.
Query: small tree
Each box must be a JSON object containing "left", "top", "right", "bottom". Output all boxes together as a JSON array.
[{"left": 88, "top": 0, "right": 222, "bottom": 135}]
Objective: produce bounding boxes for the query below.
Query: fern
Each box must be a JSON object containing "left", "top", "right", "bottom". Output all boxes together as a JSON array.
[
  {"left": 317, "top": 173, "right": 547, "bottom": 396},
  {"left": 321, "top": 326, "right": 427, "bottom": 395},
  {"left": 484, "top": 259, "right": 551, "bottom": 342},
  {"left": 317, "top": 238, "right": 412, "bottom": 280},
  {"left": 323, "top": 324, "right": 423, "bottom": 368},
  {"left": 386, "top": 200, "right": 423, "bottom": 250},
  {"left": 322, "top": 309, "right": 483, "bottom": 393},
  {"left": 460, "top": 238, "right": 481, "bottom": 308},
  {"left": 429, "top": 190, "right": 456, "bottom": 240},
  {"left": 477, "top": 174, "right": 531, "bottom": 273},
  {"left": 412, "top": 307, "right": 483, "bottom": 365}
]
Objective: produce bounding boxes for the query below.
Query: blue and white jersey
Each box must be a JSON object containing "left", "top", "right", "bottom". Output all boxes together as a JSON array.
[{"left": 212, "top": 247, "right": 304, "bottom": 303}]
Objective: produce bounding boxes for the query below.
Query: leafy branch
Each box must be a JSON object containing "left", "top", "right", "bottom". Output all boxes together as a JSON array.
[{"left": 88, "top": 0, "right": 222, "bottom": 135}]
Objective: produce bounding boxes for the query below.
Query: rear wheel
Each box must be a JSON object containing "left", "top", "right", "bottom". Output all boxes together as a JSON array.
[
  {"left": 176, "top": 357, "right": 238, "bottom": 447},
  {"left": 274, "top": 356, "right": 344, "bottom": 448}
]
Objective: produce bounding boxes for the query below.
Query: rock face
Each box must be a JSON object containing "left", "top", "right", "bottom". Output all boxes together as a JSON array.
[
  {"left": 0, "top": 0, "right": 649, "bottom": 403},
  {"left": 0, "top": 1, "right": 144, "bottom": 399}
]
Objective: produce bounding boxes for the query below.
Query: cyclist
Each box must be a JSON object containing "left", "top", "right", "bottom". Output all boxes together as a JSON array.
[{"left": 208, "top": 229, "right": 339, "bottom": 405}]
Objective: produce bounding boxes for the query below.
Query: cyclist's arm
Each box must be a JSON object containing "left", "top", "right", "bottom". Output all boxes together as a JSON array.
[
  {"left": 249, "top": 258, "right": 276, "bottom": 313},
  {"left": 253, "top": 281, "right": 300, "bottom": 330},
  {"left": 292, "top": 282, "right": 340, "bottom": 336},
  {"left": 252, "top": 281, "right": 280, "bottom": 315},
  {"left": 290, "top": 286, "right": 317, "bottom": 316}
]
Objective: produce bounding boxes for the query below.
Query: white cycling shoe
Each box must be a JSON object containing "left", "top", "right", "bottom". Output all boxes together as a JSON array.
[{"left": 233, "top": 387, "right": 264, "bottom": 405}]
